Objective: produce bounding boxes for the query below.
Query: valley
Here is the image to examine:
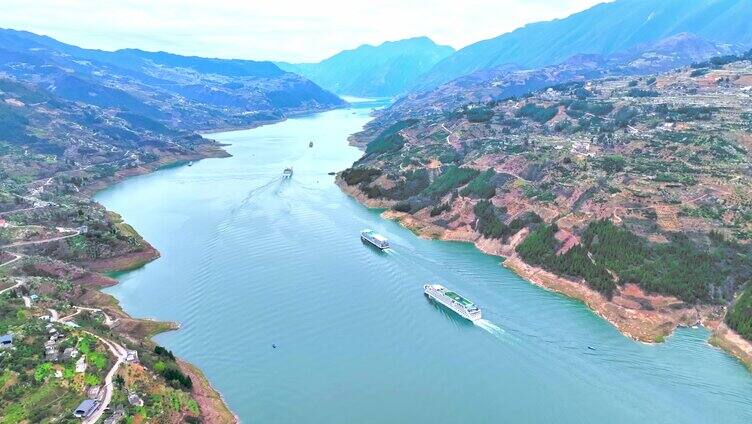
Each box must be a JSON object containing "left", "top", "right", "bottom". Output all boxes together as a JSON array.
[
  {"left": 3, "top": 0, "right": 752, "bottom": 422},
  {"left": 340, "top": 51, "right": 752, "bottom": 366}
]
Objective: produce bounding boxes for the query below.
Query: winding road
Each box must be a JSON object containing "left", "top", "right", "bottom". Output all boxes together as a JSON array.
[
  {"left": 0, "top": 229, "right": 80, "bottom": 249},
  {"left": 82, "top": 333, "right": 127, "bottom": 424}
]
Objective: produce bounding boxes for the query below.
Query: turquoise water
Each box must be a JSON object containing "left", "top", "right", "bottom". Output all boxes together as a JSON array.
[{"left": 97, "top": 103, "right": 752, "bottom": 423}]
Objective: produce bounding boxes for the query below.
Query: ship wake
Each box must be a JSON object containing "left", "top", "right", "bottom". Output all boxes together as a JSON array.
[{"left": 475, "top": 319, "right": 505, "bottom": 337}]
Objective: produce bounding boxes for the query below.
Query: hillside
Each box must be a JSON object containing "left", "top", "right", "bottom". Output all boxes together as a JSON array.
[
  {"left": 0, "top": 29, "right": 350, "bottom": 423},
  {"left": 415, "top": 0, "right": 752, "bottom": 90},
  {"left": 366, "top": 33, "right": 738, "bottom": 132},
  {"left": 277, "top": 37, "right": 454, "bottom": 97},
  {"left": 0, "top": 28, "right": 345, "bottom": 130},
  {"left": 339, "top": 52, "right": 752, "bottom": 355}
]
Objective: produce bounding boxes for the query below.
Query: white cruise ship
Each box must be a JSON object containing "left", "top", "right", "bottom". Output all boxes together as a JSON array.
[
  {"left": 361, "top": 229, "right": 389, "bottom": 249},
  {"left": 424, "top": 284, "right": 482, "bottom": 322}
]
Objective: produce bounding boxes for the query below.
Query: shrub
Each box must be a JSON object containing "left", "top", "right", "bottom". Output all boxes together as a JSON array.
[
  {"left": 366, "top": 133, "right": 405, "bottom": 154},
  {"left": 162, "top": 367, "right": 193, "bottom": 390},
  {"left": 474, "top": 200, "right": 505, "bottom": 239},
  {"left": 424, "top": 165, "right": 479, "bottom": 196},
  {"left": 516, "top": 103, "right": 558, "bottom": 124},
  {"left": 727, "top": 284, "right": 752, "bottom": 341},
  {"left": 393, "top": 202, "right": 411, "bottom": 213},
  {"left": 430, "top": 203, "right": 451, "bottom": 217},
  {"left": 154, "top": 345, "right": 176, "bottom": 360},
  {"left": 597, "top": 155, "right": 626, "bottom": 173},
  {"left": 466, "top": 106, "right": 494, "bottom": 123},
  {"left": 460, "top": 169, "right": 496, "bottom": 199},
  {"left": 341, "top": 168, "right": 381, "bottom": 185},
  {"left": 365, "top": 119, "right": 418, "bottom": 154},
  {"left": 627, "top": 88, "right": 660, "bottom": 97}
]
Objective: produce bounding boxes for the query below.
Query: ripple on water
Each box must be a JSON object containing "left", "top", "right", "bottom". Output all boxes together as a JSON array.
[{"left": 100, "top": 106, "right": 752, "bottom": 424}]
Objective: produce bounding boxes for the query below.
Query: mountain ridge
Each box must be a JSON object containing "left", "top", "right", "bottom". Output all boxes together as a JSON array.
[
  {"left": 277, "top": 37, "right": 454, "bottom": 97},
  {"left": 414, "top": 0, "right": 752, "bottom": 90}
]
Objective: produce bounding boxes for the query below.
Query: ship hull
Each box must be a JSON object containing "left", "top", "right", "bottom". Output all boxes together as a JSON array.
[
  {"left": 424, "top": 285, "right": 482, "bottom": 322},
  {"left": 361, "top": 235, "right": 388, "bottom": 250}
]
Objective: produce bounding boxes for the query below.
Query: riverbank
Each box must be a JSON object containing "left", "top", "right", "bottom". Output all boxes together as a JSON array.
[
  {"left": 337, "top": 180, "right": 752, "bottom": 371},
  {"left": 71, "top": 143, "right": 240, "bottom": 422}
]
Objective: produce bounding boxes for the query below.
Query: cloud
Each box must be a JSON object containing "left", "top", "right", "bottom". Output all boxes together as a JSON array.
[{"left": 1, "top": 0, "right": 607, "bottom": 62}]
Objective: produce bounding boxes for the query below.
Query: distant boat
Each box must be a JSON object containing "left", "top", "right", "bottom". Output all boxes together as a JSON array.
[
  {"left": 328, "top": 172, "right": 336, "bottom": 176},
  {"left": 188, "top": 161, "right": 193, "bottom": 167},
  {"left": 283, "top": 167, "right": 293, "bottom": 178},
  {"left": 309, "top": 141, "right": 314, "bottom": 148},
  {"left": 361, "top": 229, "right": 389, "bottom": 249}
]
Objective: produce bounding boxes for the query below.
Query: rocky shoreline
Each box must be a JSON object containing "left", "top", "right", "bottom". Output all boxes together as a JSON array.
[
  {"left": 80, "top": 145, "right": 240, "bottom": 422},
  {"left": 337, "top": 180, "right": 752, "bottom": 371}
]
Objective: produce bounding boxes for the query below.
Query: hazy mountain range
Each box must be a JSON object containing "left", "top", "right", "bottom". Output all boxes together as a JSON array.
[
  {"left": 414, "top": 0, "right": 752, "bottom": 90},
  {"left": 277, "top": 37, "right": 454, "bottom": 97},
  {"left": 375, "top": 32, "right": 741, "bottom": 123},
  {"left": 0, "top": 28, "right": 345, "bottom": 130}
]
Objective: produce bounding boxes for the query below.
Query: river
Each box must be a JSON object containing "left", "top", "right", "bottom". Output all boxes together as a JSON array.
[{"left": 96, "top": 101, "right": 752, "bottom": 423}]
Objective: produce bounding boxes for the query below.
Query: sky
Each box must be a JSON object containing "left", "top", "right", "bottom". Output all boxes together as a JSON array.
[{"left": 1, "top": 0, "right": 607, "bottom": 63}]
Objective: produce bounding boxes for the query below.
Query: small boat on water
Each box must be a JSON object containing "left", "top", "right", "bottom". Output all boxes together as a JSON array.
[
  {"left": 424, "top": 284, "right": 482, "bottom": 322},
  {"left": 361, "top": 229, "right": 389, "bottom": 249},
  {"left": 309, "top": 141, "right": 314, "bottom": 148},
  {"left": 283, "top": 167, "right": 293, "bottom": 178},
  {"left": 188, "top": 161, "right": 193, "bottom": 167}
]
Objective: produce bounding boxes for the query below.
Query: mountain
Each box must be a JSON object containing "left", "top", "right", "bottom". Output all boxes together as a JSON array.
[
  {"left": 372, "top": 33, "right": 738, "bottom": 126},
  {"left": 277, "top": 37, "right": 454, "bottom": 97},
  {"left": 0, "top": 28, "right": 345, "bottom": 130},
  {"left": 338, "top": 51, "right": 752, "bottom": 345},
  {"left": 415, "top": 0, "right": 752, "bottom": 90}
]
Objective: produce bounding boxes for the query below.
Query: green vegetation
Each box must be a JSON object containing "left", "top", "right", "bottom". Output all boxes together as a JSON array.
[
  {"left": 474, "top": 200, "right": 505, "bottom": 239},
  {"left": 565, "top": 100, "right": 613, "bottom": 117},
  {"left": 366, "top": 119, "right": 418, "bottom": 154},
  {"left": 430, "top": 202, "right": 451, "bottom": 217},
  {"left": 466, "top": 106, "right": 494, "bottom": 123},
  {"left": 461, "top": 169, "right": 496, "bottom": 198},
  {"left": 517, "top": 220, "right": 724, "bottom": 302},
  {"left": 424, "top": 165, "right": 479, "bottom": 196},
  {"left": 0, "top": 103, "right": 31, "bottom": 144},
  {"left": 597, "top": 155, "right": 626, "bottom": 173},
  {"left": 516, "top": 103, "right": 558, "bottom": 124},
  {"left": 341, "top": 168, "right": 381, "bottom": 185},
  {"left": 627, "top": 88, "right": 659, "bottom": 97},
  {"left": 613, "top": 106, "right": 639, "bottom": 127},
  {"left": 727, "top": 284, "right": 752, "bottom": 340}
]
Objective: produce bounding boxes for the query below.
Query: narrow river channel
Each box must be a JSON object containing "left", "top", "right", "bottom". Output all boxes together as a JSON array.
[{"left": 96, "top": 101, "right": 752, "bottom": 423}]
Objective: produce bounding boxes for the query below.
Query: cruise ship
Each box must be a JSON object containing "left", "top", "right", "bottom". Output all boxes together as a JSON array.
[
  {"left": 361, "top": 229, "right": 389, "bottom": 249},
  {"left": 424, "top": 284, "right": 482, "bottom": 322}
]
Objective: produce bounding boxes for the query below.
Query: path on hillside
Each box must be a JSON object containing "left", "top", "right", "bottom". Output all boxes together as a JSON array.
[
  {"left": 60, "top": 306, "right": 116, "bottom": 327},
  {"left": 82, "top": 333, "right": 127, "bottom": 424},
  {"left": 0, "top": 229, "right": 80, "bottom": 249},
  {"left": 0, "top": 280, "right": 22, "bottom": 295}
]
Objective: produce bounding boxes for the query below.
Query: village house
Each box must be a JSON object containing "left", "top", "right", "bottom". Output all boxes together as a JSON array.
[
  {"left": 62, "top": 347, "right": 80, "bottom": 361},
  {"left": 127, "top": 393, "right": 144, "bottom": 407},
  {"left": 125, "top": 349, "right": 139, "bottom": 363},
  {"left": 0, "top": 334, "right": 12, "bottom": 349},
  {"left": 75, "top": 356, "right": 87, "bottom": 373},
  {"left": 73, "top": 399, "right": 99, "bottom": 418}
]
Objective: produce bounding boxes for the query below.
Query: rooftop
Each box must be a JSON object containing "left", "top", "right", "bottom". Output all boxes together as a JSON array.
[{"left": 444, "top": 291, "right": 477, "bottom": 309}]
